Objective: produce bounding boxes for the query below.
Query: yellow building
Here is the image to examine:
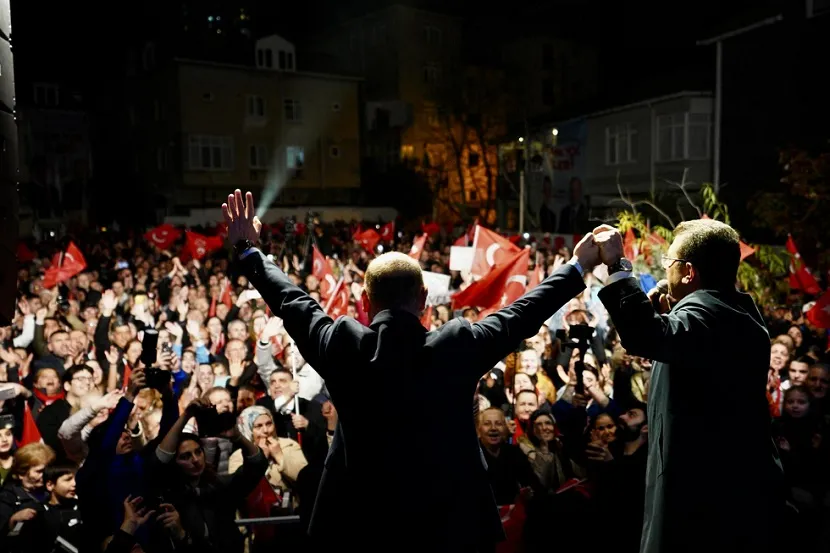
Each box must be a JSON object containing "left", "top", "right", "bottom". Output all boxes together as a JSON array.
[
  {"left": 133, "top": 35, "right": 362, "bottom": 210},
  {"left": 306, "top": 5, "right": 504, "bottom": 221}
]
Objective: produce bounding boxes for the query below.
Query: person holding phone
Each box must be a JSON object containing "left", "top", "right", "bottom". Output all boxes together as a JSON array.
[{"left": 222, "top": 189, "right": 600, "bottom": 552}]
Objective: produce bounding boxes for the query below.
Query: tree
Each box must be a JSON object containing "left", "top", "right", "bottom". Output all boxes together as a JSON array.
[
  {"left": 750, "top": 147, "right": 830, "bottom": 266},
  {"left": 424, "top": 65, "right": 508, "bottom": 224},
  {"left": 614, "top": 174, "right": 789, "bottom": 308}
]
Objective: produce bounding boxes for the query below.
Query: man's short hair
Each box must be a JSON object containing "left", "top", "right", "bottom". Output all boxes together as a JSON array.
[
  {"left": 364, "top": 252, "right": 424, "bottom": 310},
  {"left": 673, "top": 219, "right": 740, "bottom": 289}
]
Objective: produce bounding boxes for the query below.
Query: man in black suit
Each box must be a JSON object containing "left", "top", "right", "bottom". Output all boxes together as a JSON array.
[
  {"left": 593, "top": 221, "right": 786, "bottom": 553},
  {"left": 222, "top": 190, "right": 600, "bottom": 552}
]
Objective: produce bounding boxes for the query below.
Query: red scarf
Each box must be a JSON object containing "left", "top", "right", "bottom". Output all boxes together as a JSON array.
[{"left": 32, "top": 387, "right": 66, "bottom": 409}]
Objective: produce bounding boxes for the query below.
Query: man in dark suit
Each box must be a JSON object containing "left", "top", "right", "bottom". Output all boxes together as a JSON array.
[
  {"left": 592, "top": 220, "right": 786, "bottom": 553},
  {"left": 222, "top": 190, "right": 599, "bottom": 552}
]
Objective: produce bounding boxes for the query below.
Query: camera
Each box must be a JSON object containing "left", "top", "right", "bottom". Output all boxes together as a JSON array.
[
  {"left": 195, "top": 406, "right": 236, "bottom": 437},
  {"left": 145, "top": 367, "right": 172, "bottom": 391}
]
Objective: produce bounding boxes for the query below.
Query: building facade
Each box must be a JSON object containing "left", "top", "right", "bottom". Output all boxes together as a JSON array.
[
  {"left": 128, "top": 35, "right": 362, "bottom": 213},
  {"left": 501, "top": 91, "right": 714, "bottom": 232}
]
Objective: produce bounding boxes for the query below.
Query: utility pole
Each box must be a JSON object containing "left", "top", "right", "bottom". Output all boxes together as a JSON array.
[{"left": 697, "top": 14, "right": 783, "bottom": 194}]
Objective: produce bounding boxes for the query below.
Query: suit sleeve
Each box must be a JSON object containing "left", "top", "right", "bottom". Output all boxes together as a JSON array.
[
  {"left": 238, "top": 249, "right": 336, "bottom": 377},
  {"left": 470, "top": 263, "right": 585, "bottom": 373},
  {"left": 598, "top": 277, "right": 714, "bottom": 364}
]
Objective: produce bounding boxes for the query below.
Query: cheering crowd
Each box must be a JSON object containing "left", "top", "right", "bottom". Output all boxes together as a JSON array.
[{"left": 0, "top": 215, "right": 829, "bottom": 553}]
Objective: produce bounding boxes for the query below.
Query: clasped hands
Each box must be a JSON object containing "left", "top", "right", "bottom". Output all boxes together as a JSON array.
[{"left": 572, "top": 225, "right": 625, "bottom": 273}]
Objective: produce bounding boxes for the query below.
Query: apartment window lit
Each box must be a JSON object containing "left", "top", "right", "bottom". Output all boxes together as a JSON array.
[
  {"left": 424, "top": 26, "right": 442, "bottom": 45},
  {"left": 249, "top": 144, "right": 269, "bottom": 169},
  {"left": 287, "top": 146, "right": 304, "bottom": 177},
  {"left": 247, "top": 95, "right": 265, "bottom": 118},
  {"left": 188, "top": 135, "right": 234, "bottom": 171},
  {"left": 284, "top": 99, "right": 303, "bottom": 123},
  {"left": 605, "top": 123, "right": 637, "bottom": 165},
  {"left": 400, "top": 144, "right": 415, "bottom": 160}
]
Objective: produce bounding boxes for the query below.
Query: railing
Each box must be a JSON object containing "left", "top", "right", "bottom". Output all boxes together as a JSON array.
[{"left": 236, "top": 515, "right": 303, "bottom": 550}]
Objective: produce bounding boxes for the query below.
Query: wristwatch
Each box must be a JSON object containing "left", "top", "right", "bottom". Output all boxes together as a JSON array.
[
  {"left": 607, "top": 258, "right": 633, "bottom": 275},
  {"left": 234, "top": 239, "right": 254, "bottom": 258}
]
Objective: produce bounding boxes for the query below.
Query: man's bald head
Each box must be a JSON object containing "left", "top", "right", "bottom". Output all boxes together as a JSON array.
[{"left": 363, "top": 252, "right": 427, "bottom": 317}]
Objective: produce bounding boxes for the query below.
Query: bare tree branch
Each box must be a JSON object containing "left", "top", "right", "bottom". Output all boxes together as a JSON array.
[
  {"left": 670, "top": 168, "right": 702, "bottom": 218},
  {"left": 614, "top": 178, "right": 676, "bottom": 227}
]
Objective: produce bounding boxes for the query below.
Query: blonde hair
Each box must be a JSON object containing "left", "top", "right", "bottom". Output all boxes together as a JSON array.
[
  {"left": 12, "top": 443, "right": 56, "bottom": 479},
  {"left": 364, "top": 252, "right": 424, "bottom": 310}
]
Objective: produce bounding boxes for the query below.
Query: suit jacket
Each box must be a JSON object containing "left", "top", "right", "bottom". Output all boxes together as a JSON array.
[
  {"left": 599, "top": 278, "right": 786, "bottom": 553},
  {"left": 239, "top": 248, "right": 585, "bottom": 550}
]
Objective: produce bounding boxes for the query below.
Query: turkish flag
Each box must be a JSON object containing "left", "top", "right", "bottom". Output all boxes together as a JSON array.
[
  {"left": 324, "top": 278, "right": 351, "bottom": 318},
  {"left": 43, "top": 242, "right": 87, "bottom": 289},
  {"left": 184, "top": 231, "right": 224, "bottom": 261},
  {"left": 452, "top": 248, "right": 530, "bottom": 311},
  {"left": 409, "top": 234, "right": 427, "bottom": 260},
  {"left": 18, "top": 403, "right": 42, "bottom": 447},
  {"left": 786, "top": 235, "right": 821, "bottom": 295},
  {"left": 354, "top": 229, "right": 380, "bottom": 253},
  {"left": 16, "top": 243, "right": 36, "bottom": 263},
  {"left": 420, "top": 305, "right": 433, "bottom": 330},
  {"left": 312, "top": 246, "right": 338, "bottom": 301},
  {"left": 739, "top": 241, "right": 756, "bottom": 261},
  {"left": 807, "top": 291, "right": 830, "bottom": 328},
  {"left": 470, "top": 226, "right": 521, "bottom": 278},
  {"left": 144, "top": 224, "right": 182, "bottom": 250},
  {"left": 421, "top": 221, "right": 440, "bottom": 236},
  {"left": 623, "top": 228, "right": 638, "bottom": 260},
  {"left": 219, "top": 280, "right": 233, "bottom": 309},
  {"left": 379, "top": 222, "right": 395, "bottom": 242}
]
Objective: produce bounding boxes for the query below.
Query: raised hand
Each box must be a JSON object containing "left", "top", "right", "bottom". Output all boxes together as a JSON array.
[
  {"left": 222, "top": 189, "right": 262, "bottom": 246},
  {"left": 592, "top": 225, "right": 624, "bottom": 266},
  {"left": 571, "top": 233, "right": 600, "bottom": 272}
]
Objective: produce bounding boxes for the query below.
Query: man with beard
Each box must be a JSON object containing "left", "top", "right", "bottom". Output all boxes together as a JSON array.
[{"left": 586, "top": 404, "right": 648, "bottom": 553}]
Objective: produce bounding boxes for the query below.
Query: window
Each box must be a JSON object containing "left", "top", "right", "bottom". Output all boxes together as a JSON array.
[
  {"left": 372, "top": 25, "right": 387, "bottom": 45},
  {"left": 286, "top": 146, "right": 304, "bottom": 177},
  {"left": 257, "top": 49, "right": 264, "bottom": 66},
  {"left": 188, "top": 135, "right": 234, "bottom": 171},
  {"left": 542, "top": 43, "right": 554, "bottom": 70},
  {"left": 278, "top": 51, "right": 287, "bottom": 70},
  {"left": 400, "top": 144, "right": 415, "bottom": 160},
  {"left": 424, "top": 26, "right": 442, "bottom": 45},
  {"left": 687, "top": 113, "right": 711, "bottom": 159},
  {"left": 156, "top": 148, "right": 166, "bottom": 170},
  {"left": 265, "top": 49, "right": 273, "bottom": 68},
  {"left": 249, "top": 144, "right": 269, "bottom": 169},
  {"left": 423, "top": 63, "right": 441, "bottom": 85},
  {"left": 605, "top": 123, "right": 637, "bottom": 165},
  {"left": 541, "top": 79, "right": 554, "bottom": 106},
  {"left": 287, "top": 52, "right": 294, "bottom": 70},
  {"left": 34, "top": 84, "right": 59, "bottom": 107},
  {"left": 329, "top": 145, "right": 341, "bottom": 158},
  {"left": 657, "top": 113, "right": 711, "bottom": 162},
  {"left": 284, "top": 99, "right": 302, "bottom": 122},
  {"left": 247, "top": 95, "right": 265, "bottom": 118}
]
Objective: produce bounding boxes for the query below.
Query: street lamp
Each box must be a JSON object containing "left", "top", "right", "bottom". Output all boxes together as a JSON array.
[{"left": 552, "top": 128, "right": 558, "bottom": 136}]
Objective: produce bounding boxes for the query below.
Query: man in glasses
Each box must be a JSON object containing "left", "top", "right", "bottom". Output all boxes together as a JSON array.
[{"left": 591, "top": 220, "right": 786, "bottom": 553}]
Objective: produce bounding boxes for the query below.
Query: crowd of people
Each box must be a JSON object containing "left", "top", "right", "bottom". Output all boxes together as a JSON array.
[{"left": 0, "top": 216, "right": 828, "bottom": 553}]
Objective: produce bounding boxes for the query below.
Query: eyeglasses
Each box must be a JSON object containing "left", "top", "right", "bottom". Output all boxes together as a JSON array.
[
  {"left": 661, "top": 256, "right": 689, "bottom": 270},
  {"left": 72, "top": 375, "right": 94, "bottom": 383}
]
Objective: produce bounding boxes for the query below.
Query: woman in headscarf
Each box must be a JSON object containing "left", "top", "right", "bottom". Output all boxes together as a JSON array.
[
  {"left": 230, "top": 406, "right": 307, "bottom": 509},
  {"left": 230, "top": 406, "right": 307, "bottom": 551}
]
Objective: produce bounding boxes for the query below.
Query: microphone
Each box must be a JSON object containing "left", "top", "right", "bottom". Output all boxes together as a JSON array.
[{"left": 651, "top": 280, "right": 670, "bottom": 313}]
